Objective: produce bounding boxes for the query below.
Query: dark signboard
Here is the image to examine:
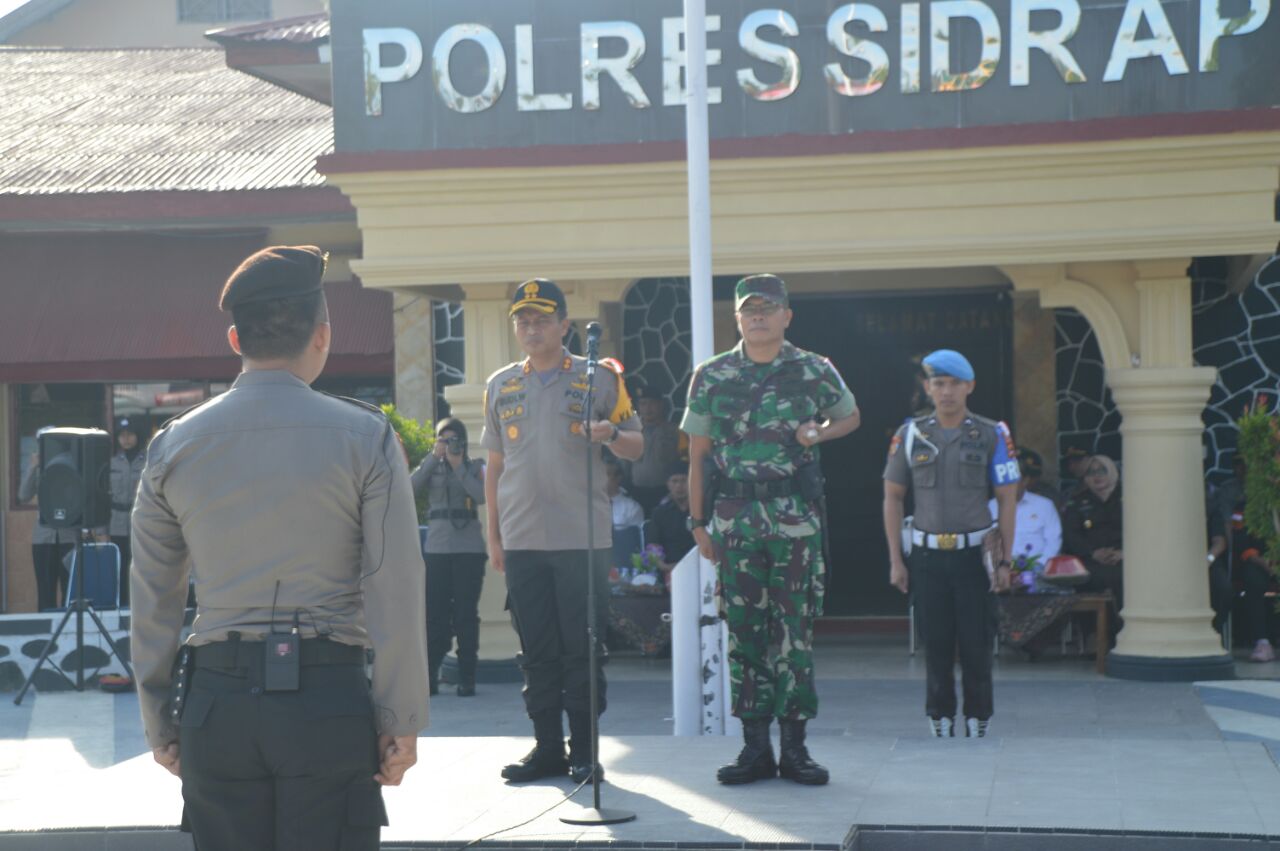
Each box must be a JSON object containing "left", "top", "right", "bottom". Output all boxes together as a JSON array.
[{"left": 330, "top": 0, "right": 1278, "bottom": 154}]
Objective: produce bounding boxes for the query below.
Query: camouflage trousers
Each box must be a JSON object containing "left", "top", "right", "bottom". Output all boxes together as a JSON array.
[{"left": 713, "top": 530, "right": 822, "bottom": 721}]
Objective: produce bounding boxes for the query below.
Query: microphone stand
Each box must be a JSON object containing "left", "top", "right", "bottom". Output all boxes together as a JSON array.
[{"left": 560, "top": 322, "right": 636, "bottom": 827}]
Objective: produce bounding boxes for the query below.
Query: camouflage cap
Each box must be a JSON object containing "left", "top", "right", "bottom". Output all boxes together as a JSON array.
[{"left": 734, "top": 274, "right": 788, "bottom": 310}]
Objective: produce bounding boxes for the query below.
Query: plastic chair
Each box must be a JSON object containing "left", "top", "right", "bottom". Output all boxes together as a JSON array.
[
  {"left": 65, "top": 542, "right": 121, "bottom": 611},
  {"left": 612, "top": 524, "right": 644, "bottom": 567}
]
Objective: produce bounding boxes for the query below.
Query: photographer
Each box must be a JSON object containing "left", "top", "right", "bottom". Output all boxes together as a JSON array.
[{"left": 412, "top": 417, "right": 487, "bottom": 696}]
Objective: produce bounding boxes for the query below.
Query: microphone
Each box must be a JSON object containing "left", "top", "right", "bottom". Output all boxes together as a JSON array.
[{"left": 585, "top": 322, "right": 602, "bottom": 378}]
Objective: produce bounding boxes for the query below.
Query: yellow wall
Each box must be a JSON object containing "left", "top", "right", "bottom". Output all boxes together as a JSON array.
[{"left": 10, "top": 0, "right": 326, "bottom": 47}]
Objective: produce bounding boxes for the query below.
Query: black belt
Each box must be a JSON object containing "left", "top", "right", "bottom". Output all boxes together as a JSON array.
[
  {"left": 192, "top": 638, "right": 366, "bottom": 669},
  {"left": 428, "top": 509, "right": 478, "bottom": 521},
  {"left": 112, "top": 502, "right": 132, "bottom": 512},
  {"left": 716, "top": 478, "right": 800, "bottom": 500}
]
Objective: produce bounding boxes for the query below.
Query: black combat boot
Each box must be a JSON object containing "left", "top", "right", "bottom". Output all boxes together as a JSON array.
[
  {"left": 500, "top": 711, "right": 568, "bottom": 782},
  {"left": 778, "top": 719, "right": 829, "bottom": 786},
  {"left": 456, "top": 654, "right": 476, "bottom": 697},
  {"left": 716, "top": 718, "right": 777, "bottom": 784},
  {"left": 567, "top": 710, "right": 604, "bottom": 784}
]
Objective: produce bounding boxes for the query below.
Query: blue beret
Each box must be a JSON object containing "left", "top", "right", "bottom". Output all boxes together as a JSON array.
[{"left": 922, "top": 349, "right": 974, "bottom": 381}]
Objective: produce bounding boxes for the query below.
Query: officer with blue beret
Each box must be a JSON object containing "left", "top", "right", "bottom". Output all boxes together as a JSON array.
[{"left": 882, "top": 349, "right": 1019, "bottom": 739}]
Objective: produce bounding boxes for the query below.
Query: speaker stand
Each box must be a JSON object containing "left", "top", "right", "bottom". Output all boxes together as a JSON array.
[{"left": 14, "top": 534, "right": 134, "bottom": 706}]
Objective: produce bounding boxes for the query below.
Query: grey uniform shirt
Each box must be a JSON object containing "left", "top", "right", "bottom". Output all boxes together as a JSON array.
[
  {"left": 17, "top": 462, "right": 61, "bottom": 545},
  {"left": 130, "top": 370, "right": 430, "bottom": 749},
  {"left": 883, "top": 413, "right": 1021, "bottom": 534},
  {"left": 109, "top": 451, "right": 146, "bottom": 538},
  {"left": 411, "top": 455, "right": 486, "bottom": 555},
  {"left": 480, "top": 350, "right": 641, "bottom": 551},
  {"left": 629, "top": 420, "right": 684, "bottom": 489}
]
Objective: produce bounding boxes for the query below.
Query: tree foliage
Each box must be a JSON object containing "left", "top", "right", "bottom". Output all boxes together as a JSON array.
[
  {"left": 1236, "top": 398, "right": 1280, "bottom": 565},
  {"left": 382, "top": 404, "right": 434, "bottom": 522}
]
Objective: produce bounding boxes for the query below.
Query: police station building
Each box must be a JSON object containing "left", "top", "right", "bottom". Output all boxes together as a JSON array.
[{"left": 320, "top": 0, "right": 1280, "bottom": 679}]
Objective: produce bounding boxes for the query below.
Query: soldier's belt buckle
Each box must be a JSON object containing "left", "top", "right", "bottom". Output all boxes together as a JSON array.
[{"left": 937, "top": 533, "right": 959, "bottom": 550}]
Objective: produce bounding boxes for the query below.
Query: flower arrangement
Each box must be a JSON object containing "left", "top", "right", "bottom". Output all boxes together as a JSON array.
[
  {"left": 1010, "top": 551, "right": 1042, "bottom": 591},
  {"left": 630, "top": 544, "right": 666, "bottom": 576}
]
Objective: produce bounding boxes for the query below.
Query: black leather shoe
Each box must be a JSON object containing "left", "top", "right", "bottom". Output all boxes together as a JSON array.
[
  {"left": 778, "top": 719, "right": 829, "bottom": 786},
  {"left": 716, "top": 719, "right": 777, "bottom": 784},
  {"left": 456, "top": 682, "right": 476, "bottom": 697},
  {"left": 569, "top": 759, "right": 604, "bottom": 784},
  {"left": 500, "top": 746, "right": 568, "bottom": 782}
]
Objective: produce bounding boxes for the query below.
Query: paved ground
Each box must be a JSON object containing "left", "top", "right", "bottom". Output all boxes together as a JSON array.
[{"left": 1, "top": 636, "right": 1278, "bottom": 848}]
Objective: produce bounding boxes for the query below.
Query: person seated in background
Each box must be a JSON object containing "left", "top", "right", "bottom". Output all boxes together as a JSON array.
[
  {"left": 1222, "top": 460, "right": 1276, "bottom": 662},
  {"left": 988, "top": 448, "right": 1062, "bottom": 583},
  {"left": 606, "top": 457, "right": 645, "bottom": 529},
  {"left": 1058, "top": 443, "right": 1091, "bottom": 502},
  {"left": 650, "top": 463, "right": 696, "bottom": 573},
  {"left": 1208, "top": 492, "right": 1231, "bottom": 641},
  {"left": 1062, "top": 455, "right": 1124, "bottom": 620},
  {"left": 624, "top": 383, "right": 687, "bottom": 515}
]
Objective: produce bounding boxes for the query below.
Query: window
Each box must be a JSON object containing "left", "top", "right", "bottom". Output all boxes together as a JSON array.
[
  {"left": 178, "top": 0, "right": 271, "bottom": 23},
  {"left": 11, "top": 383, "right": 107, "bottom": 509}
]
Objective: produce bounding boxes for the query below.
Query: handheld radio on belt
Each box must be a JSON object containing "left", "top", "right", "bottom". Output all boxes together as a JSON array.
[{"left": 264, "top": 581, "right": 301, "bottom": 692}]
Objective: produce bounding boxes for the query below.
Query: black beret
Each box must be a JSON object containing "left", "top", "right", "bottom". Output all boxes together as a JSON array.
[
  {"left": 220, "top": 245, "right": 327, "bottom": 311},
  {"left": 510, "top": 278, "right": 567, "bottom": 316}
]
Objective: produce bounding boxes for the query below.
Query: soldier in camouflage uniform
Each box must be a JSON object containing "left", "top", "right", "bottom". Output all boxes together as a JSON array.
[{"left": 681, "top": 274, "right": 861, "bottom": 786}]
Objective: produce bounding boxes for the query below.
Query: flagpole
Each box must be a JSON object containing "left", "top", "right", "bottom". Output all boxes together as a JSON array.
[{"left": 672, "top": 0, "right": 716, "bottom": 737}]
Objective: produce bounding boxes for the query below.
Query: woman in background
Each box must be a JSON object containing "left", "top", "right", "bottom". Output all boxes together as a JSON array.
[{"left": 412, "top": 417, "right": 487, "bottom": 696}]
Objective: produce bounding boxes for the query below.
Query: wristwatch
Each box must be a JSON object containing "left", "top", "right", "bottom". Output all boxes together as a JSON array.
[
  {"left": 603, "top": 423, "right": 620, "bottom": 445},
  {"left": 686, "top": 516, "right": 707, "bottom": 531}
]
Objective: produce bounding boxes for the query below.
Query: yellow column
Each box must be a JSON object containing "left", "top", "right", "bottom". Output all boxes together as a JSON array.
[
  {"left": 1106, "top": 260, "right": 1232, "bottom": 679},
  {"left": 391, "top": 291, "right": 435, "bottom": 424},
  {"left": 443, "top": 289, "right": 522, "bottom": 673}
]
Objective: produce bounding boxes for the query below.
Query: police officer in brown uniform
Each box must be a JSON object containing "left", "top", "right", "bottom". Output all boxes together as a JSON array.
[
  {"left": 882, "top": 350, "right": 1019, "bottom": 739},
  {"left": 482, "top": 279, "right": 643, "bottom": 784},
  {"left": 130, "top": 246, "right": 430, "bottom": 851}
]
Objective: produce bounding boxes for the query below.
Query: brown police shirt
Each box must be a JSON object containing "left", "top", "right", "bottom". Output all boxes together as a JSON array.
[
  {"left": 130, "top": 370, "right": 430, "bottom": 749},
  {"left": 480, "top": 350, "right": 640, "bottom": 551}
]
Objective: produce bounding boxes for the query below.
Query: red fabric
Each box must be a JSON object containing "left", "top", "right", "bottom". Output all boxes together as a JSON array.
[{"left": 0, "top": 232, "right": 391, "bottom": 381}]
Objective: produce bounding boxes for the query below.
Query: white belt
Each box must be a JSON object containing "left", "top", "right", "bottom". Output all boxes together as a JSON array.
[{"left": 911, "top": 527, "right": 991, "bottom": 551}]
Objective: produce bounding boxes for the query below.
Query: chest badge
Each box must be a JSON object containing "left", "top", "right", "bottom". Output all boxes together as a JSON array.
[
  {"left": 914, "top": 453, "right": 931, "bottom": 464},
  {"left": 507, "top": 424, "right": 520, "bottom": 442},
  {"left": 1083, "top": 519, "right": 1093, "bottom": 529}
]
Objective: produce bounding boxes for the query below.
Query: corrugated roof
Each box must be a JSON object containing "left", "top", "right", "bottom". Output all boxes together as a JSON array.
[
  {"left": 205, "top": 12, "right": 328, "bottom": 46},
  {"left": 0, "top": 0, "right": 73, "bottom": 44},
  {"left": 0, "top": 47, "right": 332, "bottom": 195},
  {"left": 0, "top": 231, "right": 392, "bottom": 381}
]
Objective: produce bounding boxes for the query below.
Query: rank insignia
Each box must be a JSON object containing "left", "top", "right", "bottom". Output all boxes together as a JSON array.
[
  {"left": 507, "top": 424, "right": 520, "bottom": 441},
  {"left": 914, "top": 453, "right": 930, "bottom": 464},
  {"left": 968, "top": 428, "right": 980, "bottom": 440}
]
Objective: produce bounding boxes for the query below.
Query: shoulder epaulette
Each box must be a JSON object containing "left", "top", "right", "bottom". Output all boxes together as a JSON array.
[
  {"left": 318, "top": 390, "right": 386, "bottom": 418},
  {"left": 159, "top": 396, "right": 218, "bottom": 431}
]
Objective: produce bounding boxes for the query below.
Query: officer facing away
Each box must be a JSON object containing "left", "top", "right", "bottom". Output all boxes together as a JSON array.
[
  {"left": 131, "top": 246, "right": 430, "bottom": 850},
  {"left": 882, "top": 349, "right": 1019, "bottom": 739},
  {"left": 683, "top": 274, "right": 861, "bottom": 786}
]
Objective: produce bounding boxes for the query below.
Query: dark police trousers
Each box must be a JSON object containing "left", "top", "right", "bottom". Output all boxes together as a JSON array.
[
  {"left": 504, "top": 549, "right": 610, "bottom": 717},
  {"left": 426, "top": 552, "right": 486, "bottom": 682},
  {"left": 910, "top": 547, "right": 995, "bottom": 721},
  {"left": 178, "top": 638, "right": 386, "bottom": 851}
]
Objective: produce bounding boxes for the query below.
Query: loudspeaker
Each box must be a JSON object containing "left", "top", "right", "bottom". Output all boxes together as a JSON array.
[{"left": 37, "top": 428, "right": 112, "bottom": 529}]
